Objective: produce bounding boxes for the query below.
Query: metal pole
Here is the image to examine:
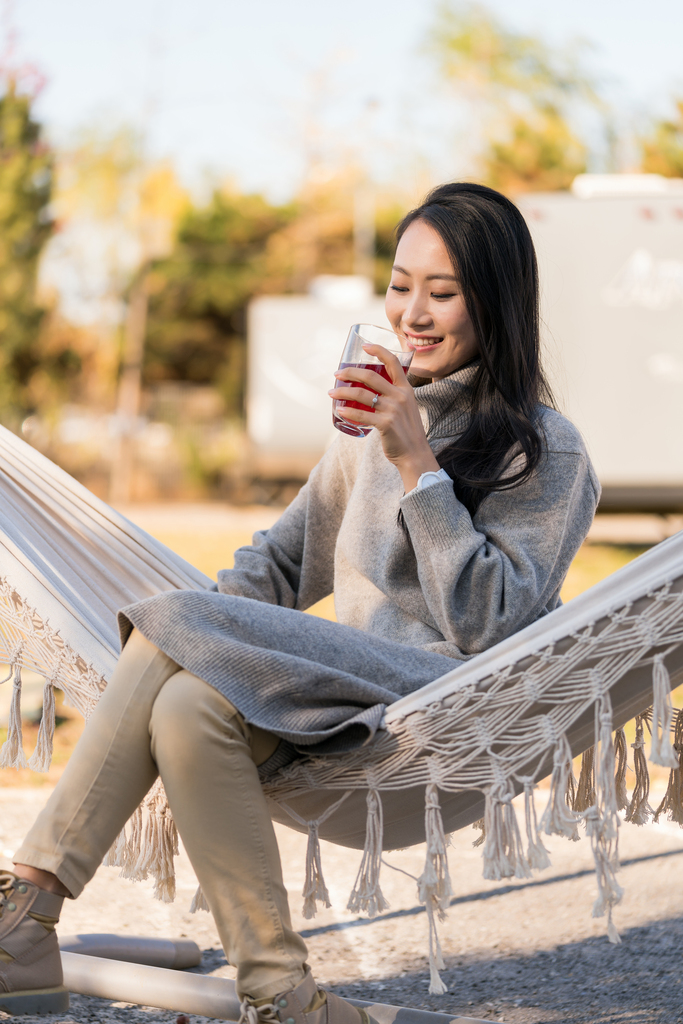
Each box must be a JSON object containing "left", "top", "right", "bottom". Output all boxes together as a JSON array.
[
  {"left": 109, "top": 267, "right": 149, "bottom": 504},
  {"left": 59, "top": 933, "right": 201, "bottom": 970},
  {"left": 61, "top": 952, "right": 490, "bottom": 1024},
  {"left": 353, "top": 183, "right": 375, "bottom": 281}
]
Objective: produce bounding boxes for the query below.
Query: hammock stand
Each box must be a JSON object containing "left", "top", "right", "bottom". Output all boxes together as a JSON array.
[{"left": 1, "top": 424, "right": 683, "bottom": 995}]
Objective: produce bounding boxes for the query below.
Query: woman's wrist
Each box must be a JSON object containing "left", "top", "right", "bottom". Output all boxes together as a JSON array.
[{"left": 396, "top": 447, "right": 440, "bottom": 493}]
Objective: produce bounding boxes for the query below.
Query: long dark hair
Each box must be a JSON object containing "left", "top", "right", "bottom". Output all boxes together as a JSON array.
[{"left": 396, "top": 182, "right": 555, "bottom": 515}]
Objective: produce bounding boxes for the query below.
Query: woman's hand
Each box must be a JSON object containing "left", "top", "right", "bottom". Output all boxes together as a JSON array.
[{"left": 329, "top": 342, "right": 440, "bottom": 492}]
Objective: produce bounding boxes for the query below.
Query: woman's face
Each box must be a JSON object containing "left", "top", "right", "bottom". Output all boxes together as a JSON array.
[{"left": 385, "top": 218, "right": 480, "bottom": 379}]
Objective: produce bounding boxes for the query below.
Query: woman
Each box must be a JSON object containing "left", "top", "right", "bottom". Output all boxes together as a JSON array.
[{"left": 2, "top": 183, "right": 599, "bottom": 1018}]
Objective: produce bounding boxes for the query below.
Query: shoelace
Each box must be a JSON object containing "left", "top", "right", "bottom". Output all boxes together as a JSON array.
[
  {"left": 239, "top": 997, "right": 280, "bottom": 1024},
  {"left": 0, "top": 872, "right": 19, "bottom": 920}
]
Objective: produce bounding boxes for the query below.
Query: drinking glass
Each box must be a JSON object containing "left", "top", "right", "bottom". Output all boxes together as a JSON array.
[{"left": 332, "top": 324, "right": 413, "bottom": 437}]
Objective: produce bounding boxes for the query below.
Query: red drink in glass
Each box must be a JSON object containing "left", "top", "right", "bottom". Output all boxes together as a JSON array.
[
  {"left": 333, "top": 362, "right": 409, "bottom": 437},
  {"left": 332, "top": 324, "right": 413, "bottom": 438}
]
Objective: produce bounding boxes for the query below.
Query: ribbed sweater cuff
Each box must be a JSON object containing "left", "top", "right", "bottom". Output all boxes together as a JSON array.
[{"left": 399, "top": 479, "right": 474, "bottom": 550}]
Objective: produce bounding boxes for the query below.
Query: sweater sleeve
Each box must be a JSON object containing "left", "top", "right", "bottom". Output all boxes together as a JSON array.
[
  {"left": 216, "top": 438, "right": 353, "bottom": 611},
  {"left": 398, "top": 442, "right": 600, "bottom": 655}
]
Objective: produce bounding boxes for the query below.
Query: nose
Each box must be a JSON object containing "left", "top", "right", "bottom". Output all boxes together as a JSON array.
[{"left": 402, "top": 291, "right": 433, "bottom": 331}]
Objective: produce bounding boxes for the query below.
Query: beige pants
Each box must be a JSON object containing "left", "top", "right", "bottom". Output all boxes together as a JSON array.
[{"left": 15, "top": 629, "right": 309, "bottom": 999}]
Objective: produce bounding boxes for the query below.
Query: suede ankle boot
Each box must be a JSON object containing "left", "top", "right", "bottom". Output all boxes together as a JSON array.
[
  {"left": 0, "top": 871, "right": 69, "bottom": 1015},
  {"left": 240, "top": 967, "right": 377, "bottom": 1024}
]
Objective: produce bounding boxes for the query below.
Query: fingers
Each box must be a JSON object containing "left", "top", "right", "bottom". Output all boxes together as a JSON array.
[
  {"left": 360, "top": 343, "right": 410, "bottom": 386},
  {"left": 330, "top": 384, "right": 380, "bottom": 408},
  {"left": 332, "top": 367, "right": 392, "bottom": 396}
]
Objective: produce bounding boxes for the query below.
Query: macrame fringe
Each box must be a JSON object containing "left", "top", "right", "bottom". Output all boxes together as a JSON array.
[
  {"left": 102, "top": 779, "right": 179, "bottom": 902},
  {"left": 585, "top": 692, "right": 623, "bottom": 944},
  {"left": 0, "top": 665, "right": 28, "bottom": 769},
  {"left": 574, "top": 746, "right": 596, "bottom": 812},
  {"left": 347, "top": 788, "right": 389, "bottom": 917},
  {"left": 417, "top": 783, "right": 453, "bottom": 995},
  {"left": 520, "top": 778, "right": 551, "bottom": 871},
  {"left": 280, "top": 791, "right": 351, "bottom": 920},
  {"left": 565, "top": 758, "right": 578, "bottom": 811},
  {"left": 625, "top": 716, "right": 653, "bottom": 826},
  {"left": 613, "top": 728, "right": 629, "bottom": 811},
  {"left": 102, "top": 825, "right": 128, "bottom": 868},
  {"left": 190, "top": 885, "right": 210, "bottom": 913},
  {"left": 483, "top": 780, "right": 530, "bottom": 881},
  {"left": 418, "top": 783, "right": 453, "bottom": 913},
  {"left": 471, "top": 817, "right": 486, "bottom": 848},
  {"left": 538, "top": 734, "right": 581, "bottom": 841},
  {"left": 655, "top": 708, "right": 683, "bottom": 825},
  {"left": 650, "top": 656, "right": 678, "bottom": 768},
  {"left": 302, "top": 820, "right": 331, "bottom": 920},
  {"left": 425, "top": 899, "right": 448, "bottom": 996},
  {"left": 28, "top": 680, "right": 55, "bottom": 772}
]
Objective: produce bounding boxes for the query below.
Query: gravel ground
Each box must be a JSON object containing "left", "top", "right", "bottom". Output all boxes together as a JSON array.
[{"left": 1, "top": 785, "right": 683, "bottom": 1024}]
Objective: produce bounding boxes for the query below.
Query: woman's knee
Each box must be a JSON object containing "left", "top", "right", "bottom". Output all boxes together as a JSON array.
[{"left": 149, "top": 670, "right": 242, "bottom": 756}]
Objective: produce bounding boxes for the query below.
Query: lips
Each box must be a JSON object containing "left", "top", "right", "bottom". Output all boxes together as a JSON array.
[{"left": 406, "top": 336, "right": 444, "bottom": 351}]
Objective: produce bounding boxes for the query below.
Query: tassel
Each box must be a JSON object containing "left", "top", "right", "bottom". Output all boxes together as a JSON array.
[
  {"left": 613, "top": 728, "right": 629, "bottom": 811},
  {"left": 132, "top": 781, "right": 179, "bottom": 902},
  {"left": 585, "top": 693, "right": 623, "bottom": 943},
  {"left": 625, "top": 716, "right": 653, "bottom": 826},
  {"left": 117, "top": 805, "right": 144, "bottom": 878},
  {"left": 418, "top": 783, "right": 454, "bottom": 916},
  {"left": 347, "top": 789, "right": 389, "bottom": 917},
  {"left": 417, "top": 783, "right": 452, "bottom": 998},
  {"left": 574, "top": 746, "right": 596, "bottom": 812},
  {"left": 114, "top": 781, "right": 179, "bottom": 902},
  {"left": 539, "top": 734, "right": 581, "bottom": 841},
  {"left": 28, "top": 680, "right": 56, "bottom": 772},
  {"left": 425, "top": 898, "right": 448, "bottom": 995},
  {"left": 280, "top": 792, "right": 352, "bottom": 919},
  {"left": 565, "top": 758, "right": 578, "bottom": 811},
  {"left": 654, "top": 708, "right": 683, "bottom": 825},
  {"left": 650, "top": 656, "right": 678, "bottom": 768},
  {"left": 471, "top": 817, "right": 486, "bottom": 848},
  {"left": 0, "top": 665, "right": 28, "bottom": 769},
  {"left": 302, "top": 820, "right": 331, "bottom": 920},
  {"left": 482, "top": 781, "right": 530, "bottom": 881},
  {"left": 103, "top": 826, "right": 128, "bottom": 868},
  {"left": 520, "top": 778, "right": 551, "bottom": 871},
  {"left": 190, "top": 885, "right": 210, "bottom": 913}
]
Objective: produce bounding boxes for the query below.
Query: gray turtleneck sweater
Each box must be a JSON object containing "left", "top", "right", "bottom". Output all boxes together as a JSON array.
[
  {"left": 216, "top": 365, "right": 600, "bottom": 661},
  {"left": 121, "top": 364, "right": 599, "bottom": 750}
]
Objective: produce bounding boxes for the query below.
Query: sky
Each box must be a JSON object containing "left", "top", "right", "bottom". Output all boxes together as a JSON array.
[{"left": 11, "top": 0, "right": 683, "bottom": 200}]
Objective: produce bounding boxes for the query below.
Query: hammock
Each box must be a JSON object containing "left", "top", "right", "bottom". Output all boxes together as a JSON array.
[{"left": 2, "top": 424, "right": 683, "bottom": 995}]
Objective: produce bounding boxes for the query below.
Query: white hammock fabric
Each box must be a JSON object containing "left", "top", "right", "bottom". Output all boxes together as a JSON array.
[{"left": 1, "top": 424, "right": 682, "bottom": 994}]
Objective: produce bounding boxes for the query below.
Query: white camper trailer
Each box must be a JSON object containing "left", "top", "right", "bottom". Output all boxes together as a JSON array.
[
  {"left": 517, "top": 174, "right": 683, "bottom": 509},
  {"left": 248, "top": 176, "right": 683, "bottom": 506}
]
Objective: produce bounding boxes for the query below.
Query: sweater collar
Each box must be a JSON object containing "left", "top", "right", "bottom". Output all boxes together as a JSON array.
[{"left": 413, "top": 360, "right": 479, "bottom": 439}]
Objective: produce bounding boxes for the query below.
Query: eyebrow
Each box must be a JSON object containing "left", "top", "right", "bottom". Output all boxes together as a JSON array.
[{"left": 392, "top": 264, "right": 458, "bottom": 281}]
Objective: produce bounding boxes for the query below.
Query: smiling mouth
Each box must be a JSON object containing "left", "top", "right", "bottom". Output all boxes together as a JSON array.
[{"left": 406, "top": 335, "right": 444, "bottom": 350}]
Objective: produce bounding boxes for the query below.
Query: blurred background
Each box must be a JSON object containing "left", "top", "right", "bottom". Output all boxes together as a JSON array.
[{"left": 0, "top": 0, "right": 680, "bottom": 506}]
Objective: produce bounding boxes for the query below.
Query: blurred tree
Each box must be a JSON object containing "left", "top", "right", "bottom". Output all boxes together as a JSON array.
[
  {"left": 430, "top": 2, "right": 599, "bottom": 109},
  {"left": 428, "top": 2, "right": 601, "bottom": 192},
  {"left": 0, "top": 76, "right": 54, "bottom": 424},
  {"left": 374, "top": 199, "right": 409, "bottom": 291},
  {"left": 144, "top": 188, "right": 296, "bottom": 416},
  {"left": 483, "top": 106, "right": 586, "bottom": 193},
  {"left": 641, "top": 100, "right": 683, "bottom": 178},
  {"left": 262, "top": 170, "right": 354, "bottom": 292},
  {"left": 144, "top": 169, "right": 411, "bottom": 420}
]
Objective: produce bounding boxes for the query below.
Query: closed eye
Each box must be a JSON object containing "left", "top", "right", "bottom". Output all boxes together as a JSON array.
[
  {"left": 432, "top": 292, "right": 456, "bottom": 299},
  {"left": 389, "top": 285, "right": 409, "bottom": 292}
]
